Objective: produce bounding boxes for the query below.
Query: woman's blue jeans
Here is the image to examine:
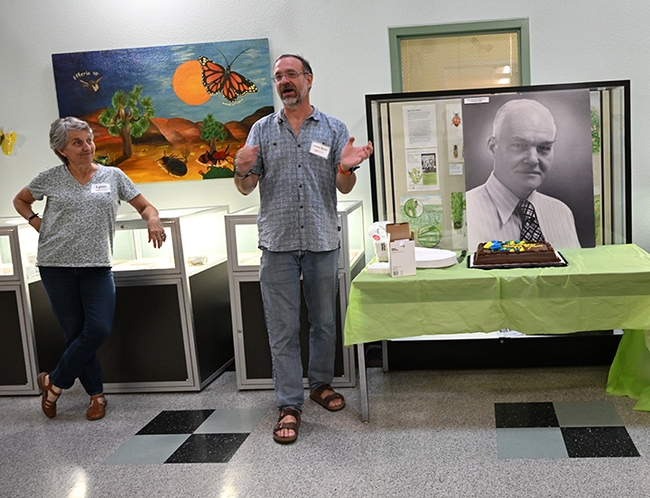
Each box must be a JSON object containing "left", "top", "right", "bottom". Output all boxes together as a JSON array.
[
  {"left": 259, "top": 249, "right": 339, "bottom": 412},
  {"left": 39, "top": 266, "right": 115, "bottom": 396}
]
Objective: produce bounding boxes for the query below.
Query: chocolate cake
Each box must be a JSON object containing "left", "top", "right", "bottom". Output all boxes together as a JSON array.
[{"left": 472, "top": 240, "right": 561, "bottom": 267}]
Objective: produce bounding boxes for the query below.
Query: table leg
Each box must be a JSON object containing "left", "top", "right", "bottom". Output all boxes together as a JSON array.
[
  {"left": 382, "top": 340, "right": 389, "bottom": 372},
  {"left": 357, "top": 343, "right": 370, "bottom": 422}
]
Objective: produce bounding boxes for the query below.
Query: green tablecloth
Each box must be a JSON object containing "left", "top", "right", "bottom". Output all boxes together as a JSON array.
[
  {"left": 344, "top": 244, "right": 650, "bottom": 411},
  {"left": 607, "top": 329, "right": 650, "bottom": 411}
]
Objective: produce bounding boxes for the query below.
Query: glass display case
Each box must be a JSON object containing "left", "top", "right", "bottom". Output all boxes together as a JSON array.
[
  {"left": 338, "top": 200, "right": 367, "bottom": 285},
  {"left": 0, "top": 222, "right": 38, "bottom": 395},
  {"left": 224, "top": 206, "right": 260, "bottom": 270},
  {"left": 18, "top": 206, "right": 233, "bottom": 393},
  {"left": 0, "top": 231, "right": 14, "bottom": 276},
  {"left": 225, "top": 201, "right": 365, "bottom": 390},
  {"left": 226, "top": 201, "right": 365, "bottom": 280},
  {"left": 365, "top": 81, "right": 631, "bottom": 367},
  {"left": 113, "top": 206, "right": 228, "bottom": 275},
  {"left": 365, "top": 80, "right": 631, "bottom": 250}
]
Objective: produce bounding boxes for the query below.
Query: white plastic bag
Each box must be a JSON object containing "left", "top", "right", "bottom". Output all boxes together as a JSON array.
[{"left": 367, "top": 221, "right": 390, "bottom": 262}]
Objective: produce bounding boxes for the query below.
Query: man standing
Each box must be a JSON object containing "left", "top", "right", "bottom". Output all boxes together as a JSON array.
[
  {"left": 234, "top": 54, "right": 373, "bottom": 444},
  {"left": 466, "top": 99, "right": 581, "bottom": 250}
]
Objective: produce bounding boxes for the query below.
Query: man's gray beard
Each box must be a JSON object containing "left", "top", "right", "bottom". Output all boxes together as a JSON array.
[
  {"left": 280, "top": 85, "right": 308, "bottom": 109},
  {"left": 281, "top": 94, "right": 301, "bottom": 108}
]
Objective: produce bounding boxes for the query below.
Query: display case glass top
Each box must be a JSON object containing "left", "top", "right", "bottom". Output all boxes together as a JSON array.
[
  {"left": 114, "top": 206, "right": 229, "bottom": 275},
  {"left": 226, "top": 201, "right": 365, "bottom": 272},
  {"left": 0, "top": 230, "right": 15, "bottom": 277},
  {"left": 228, "top": 206, "right": 260, "bottom": 268},
  {"left": 0, "top": 219, "right": 39, "bottom": 282},
  {"left": 338, "top": 200, "right": 365, "bottom": 271},
  {"left": 0, "top": 206, "right": 229, "bottom": 280}
]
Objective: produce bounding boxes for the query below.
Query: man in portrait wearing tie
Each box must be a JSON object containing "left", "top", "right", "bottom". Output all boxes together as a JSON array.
[{"left": 466, "top": 98, "right": 582, "bottom": 250}]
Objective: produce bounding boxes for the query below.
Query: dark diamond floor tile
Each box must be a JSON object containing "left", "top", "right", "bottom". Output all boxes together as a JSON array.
[
  {"left": 495, "top": 402, "right": 559, "bottom": 428},
  {"left": 165, "top": 433, "right": 249, "bottom": 463},
  {"left": 137, "top": 410, "right": 216, "bottom": 435},
  {"left": 562, "top": 427, "right": 640, "bottom": 458}
]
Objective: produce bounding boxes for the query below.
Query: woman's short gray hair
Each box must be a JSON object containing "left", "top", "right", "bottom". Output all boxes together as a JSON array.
[{"left": 50, "top": 117, "right": 93, "bottom": 164}]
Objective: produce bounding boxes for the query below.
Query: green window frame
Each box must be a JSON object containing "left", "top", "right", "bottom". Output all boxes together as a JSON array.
[{"left": 389, "top": 19, "right": 531, "bottom": 93}]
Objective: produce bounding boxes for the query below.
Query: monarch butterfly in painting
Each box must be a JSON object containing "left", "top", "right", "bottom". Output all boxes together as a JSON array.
[{"left": 198, "top": 49, "right": 258, "bottom": 102}]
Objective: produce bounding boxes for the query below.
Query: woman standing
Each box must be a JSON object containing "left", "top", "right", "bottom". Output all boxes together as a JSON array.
[{"left": 13, "top": 117, "right": 166, "bottom": 420}]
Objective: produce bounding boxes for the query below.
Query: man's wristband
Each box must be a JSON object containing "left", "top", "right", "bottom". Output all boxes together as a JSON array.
[
  {"left": 28, "top": 213, "right": 39, "bottom": 221},
  {"left": 338, "top": 164, "right": 359, "bottom": 176}
]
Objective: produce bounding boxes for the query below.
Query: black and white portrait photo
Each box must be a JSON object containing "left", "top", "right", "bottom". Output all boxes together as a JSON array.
[
  {"left": 462, "top": 89, "right": 595, "bottom": 250},
  {"left": 421, "top": 152, "right": 437, "bottom": 173}
]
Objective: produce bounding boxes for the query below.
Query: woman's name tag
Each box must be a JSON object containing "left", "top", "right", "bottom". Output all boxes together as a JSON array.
[{"left": 91, "top": 183, "right": 111, "bottom": 193}]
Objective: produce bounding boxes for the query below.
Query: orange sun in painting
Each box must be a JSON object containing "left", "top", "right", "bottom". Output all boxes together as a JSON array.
[{"left": 172, "top": 60, "right": 211, "bottom": 105}]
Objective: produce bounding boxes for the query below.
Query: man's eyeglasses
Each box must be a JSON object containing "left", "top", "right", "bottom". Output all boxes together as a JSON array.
[{"left": 271, "top": 71, "right": 309, "bottom": 83}]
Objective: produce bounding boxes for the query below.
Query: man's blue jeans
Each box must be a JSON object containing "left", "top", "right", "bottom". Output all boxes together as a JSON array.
[
  {"left": 259, "top": 249, "right": 339, "bottom": 412},
  {"left": 39, "top": 266, "right": 115, "bottom": 396}
]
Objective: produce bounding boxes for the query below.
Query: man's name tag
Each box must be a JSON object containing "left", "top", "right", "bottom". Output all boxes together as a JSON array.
[
  {"left": 309, "top": 141, "right": 330, "bottom": 159},
  {"left": 91, "top": 183, "right": 111, "bottom": 193}
]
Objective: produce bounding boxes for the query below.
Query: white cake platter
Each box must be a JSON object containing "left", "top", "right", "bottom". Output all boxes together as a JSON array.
[
  {"left": 366, "top": 247, "right": 459, "bottom": 274},
  {"left": 414, "top": 247, "right": 458, "bottom": 268}
]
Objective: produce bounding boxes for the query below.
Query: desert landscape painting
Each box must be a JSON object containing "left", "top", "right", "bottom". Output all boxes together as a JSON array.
[{"left": 52, "top": 39, "right": 274, "bottom": 183}]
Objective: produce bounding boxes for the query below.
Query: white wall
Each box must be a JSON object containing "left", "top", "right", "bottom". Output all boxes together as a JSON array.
[{"left": 2, "top": 0, "right": 649, "bottom": 249}]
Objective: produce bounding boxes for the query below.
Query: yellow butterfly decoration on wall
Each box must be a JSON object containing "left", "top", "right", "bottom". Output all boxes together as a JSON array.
[{"left": 0, "top": 129, "right": 17, "bottom": 156}]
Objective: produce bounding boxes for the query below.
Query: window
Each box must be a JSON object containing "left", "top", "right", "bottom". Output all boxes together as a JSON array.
[{"left": 389, "top": 19, "right": 530, "bottom": 92}]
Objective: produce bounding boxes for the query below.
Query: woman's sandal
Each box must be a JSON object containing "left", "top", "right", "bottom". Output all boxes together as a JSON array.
[
  {"left": 36, "top": 372, "right": 60, "bottom": 419},
  {"left": 309, "top": 384, "right": 345, "bottom": 411},
  {"left": 273, "top": 407, "right": 301, "bottom": 444},
  {"left": 86, "top": 394, "right": 107, "bottom": 421}
]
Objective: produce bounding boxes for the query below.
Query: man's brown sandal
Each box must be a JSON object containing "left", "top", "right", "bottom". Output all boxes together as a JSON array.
[
  {"left": 273, "top": 407, "right": 301, "bottom": 444},
  {"left": 36, "top": 372, "right": 60, "bottom": 418},
  {"left": 309, "top": 384, "right": 345, "bottom": 411}
]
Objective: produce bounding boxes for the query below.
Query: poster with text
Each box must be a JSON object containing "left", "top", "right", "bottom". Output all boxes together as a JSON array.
[{"left": 402, "top": 104, "right": 438, "bottom": 190}]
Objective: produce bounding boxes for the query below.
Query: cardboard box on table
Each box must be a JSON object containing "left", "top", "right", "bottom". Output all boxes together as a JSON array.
[{"left": 386, "top": 223, "right": 416, "bottom": 277}]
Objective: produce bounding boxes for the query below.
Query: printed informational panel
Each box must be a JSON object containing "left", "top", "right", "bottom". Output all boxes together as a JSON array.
[{"left": 384, "top": 99, "right": 469, "bottom": 249}]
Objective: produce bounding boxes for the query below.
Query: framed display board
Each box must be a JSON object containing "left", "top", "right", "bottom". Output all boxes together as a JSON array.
[{"left": 365, "top": 80, "right": 631, "bottom": 251}]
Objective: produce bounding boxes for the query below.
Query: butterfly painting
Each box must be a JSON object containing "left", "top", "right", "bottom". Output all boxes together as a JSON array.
[
  {"left": 198, "top": 49, "right": 258, "bottom": 103},
  {"left": 52, "top": 39, "right": 274, "bottom": 183}
]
